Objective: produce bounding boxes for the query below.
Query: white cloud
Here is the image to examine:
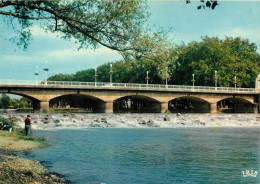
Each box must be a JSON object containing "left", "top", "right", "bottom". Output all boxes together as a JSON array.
[
  {"left": 2, "top": 45, "right": 122, "bottom": 68},
  {"left": 45, "top": 47, "right": 122, "bottom": 61},
  {"left": 216, "top": 27, "right": 260, "bottom": 40},
  {"left": 2, "top": 55, "right": 34, "bottom": 62},
  {"left": 29, "top": 25, "right": 123, "bottom": 59},
  {"left": 30, "top": 25, "right": 60, "bottom": 39}
]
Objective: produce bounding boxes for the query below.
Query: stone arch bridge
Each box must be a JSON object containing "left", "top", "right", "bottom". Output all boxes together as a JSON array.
[{"left": 0, "top": 81, "right": 259, "bottom": 114}]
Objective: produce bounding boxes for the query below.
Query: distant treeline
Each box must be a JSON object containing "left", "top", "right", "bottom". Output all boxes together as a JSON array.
[
  {"left": 0, "top": 94, "right": 32, "bottom": 109},
  {"left": 48, "top": 37, "right": 260, "bottom": 88}
]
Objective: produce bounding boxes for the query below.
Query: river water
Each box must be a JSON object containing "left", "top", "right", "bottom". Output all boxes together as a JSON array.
[{"left": 22, "top": 125, "right": 259, "bottom": 183}]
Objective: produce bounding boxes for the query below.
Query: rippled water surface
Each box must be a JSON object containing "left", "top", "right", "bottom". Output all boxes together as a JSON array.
[{"left": 25, "top": 128, "right": 260, "bottom": 184}]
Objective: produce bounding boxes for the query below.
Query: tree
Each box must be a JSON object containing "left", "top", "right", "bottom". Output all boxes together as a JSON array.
[
  {"left": 0, "top": 0, "right": 148, "bottom": 53},
  {"left": 171, "top": 37, "right": 260, "bottom": 88},
  {"left": 10, "top": 98, "right": 19, "bottom": 109},
  {"left": 0, "top": 94, "right": 11, "bottom": 109},
  {"left": 19, "top": 97, "right": 32, "bottom": 108},
  {"left": 74, "top": 69, "right": 95, "bottom": 82},
  {"left": 47, "top": 36, "right": 259, "bottom": 88},
  {"left": 48, "top": 73, "right": 75, "bottom": 81},
  {"left": 121, "top": 31, "right": 178, "bottom": 83}
]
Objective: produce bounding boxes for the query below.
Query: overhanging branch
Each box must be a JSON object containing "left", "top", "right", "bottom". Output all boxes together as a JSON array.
[
  {"left": 0, "top": 0, "right": 146, "bottom": 53},
  {"left": 0, "top": 10, "right": 54, "bottom": 20}
]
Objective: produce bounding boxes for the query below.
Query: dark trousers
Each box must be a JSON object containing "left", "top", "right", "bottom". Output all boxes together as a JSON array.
[{"left": 25, "top": 125, "right": 31, "bottom": 136}]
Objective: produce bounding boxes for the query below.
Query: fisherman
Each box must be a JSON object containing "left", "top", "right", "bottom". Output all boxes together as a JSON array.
[{"left": 24, "top": 115, "right": 31, "bottom": 136}]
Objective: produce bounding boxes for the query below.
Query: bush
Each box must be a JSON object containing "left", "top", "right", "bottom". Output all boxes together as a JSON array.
[{"left": 0, "top": 116, "right": 14, "bottom": 127}]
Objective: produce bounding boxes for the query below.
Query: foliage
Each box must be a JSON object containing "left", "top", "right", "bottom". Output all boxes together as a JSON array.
[
  {"left": 10, "top": 98, "right": 19, "bottom": 109},
  {"left": 48, "top": 59, "right": 162, "bottom": 84},
  {"left": 74, "top": 69, "right": 95, "bottom": 82},
  {"left": 48, "top": 36, "right": 260, "bottom": 88},
  {"left": 123, "top": 31, "right": 178, "bottom": 82},
  {"left": 185, "top": 0, "right": 219, "bottom": 10},
  {"left": 0, "top": 116, "right": 14, "bottom": 127},
  {"left": 0, "top": 94, "right": 11, "bottom": 109},
  {"left": 172, "top": 37, "right": 260, "bottom": 87},
  {"left": 0, "top": 95, "right": 32, "bottom": 109},
  {"left": 0, "top": 0, "right": 148, "bottom": 54},
  {"left": 48, "top": 73, "right": 75, "bottom": 81},
  {"left": 19, "top": 97, "right": 32, "bottom": 108}
]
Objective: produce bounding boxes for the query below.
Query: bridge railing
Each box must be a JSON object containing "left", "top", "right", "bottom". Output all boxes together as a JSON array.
[
  {"left": 0, "top": 79, "right": 257, "bottom": 93},
  {"left": 46, "top": 81, "right": 257, "bottom": 92}
]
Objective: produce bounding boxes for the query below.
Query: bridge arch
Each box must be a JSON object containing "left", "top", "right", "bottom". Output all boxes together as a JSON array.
[
  {"left": 49, "top": 94, "right": 106, "bottom": 113},
  {"left": 0, "top": 92, "right": 41, "bottom": 111},
  {"left": 168, "top": 96, "right": 211, "bottom": 113},
  {"left": 0, "top": 84, "right": 258, "bottom": 114},
  {"left": 217, "top": 97, "right": 255, "bottom": 113},
  {"left": 113, "top": 95, "right": 161, "bottom": 113}
]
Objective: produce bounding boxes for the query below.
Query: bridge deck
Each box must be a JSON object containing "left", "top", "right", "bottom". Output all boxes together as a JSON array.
[{"left": 0, "top": 80, "right": 258, "bottom": 95}]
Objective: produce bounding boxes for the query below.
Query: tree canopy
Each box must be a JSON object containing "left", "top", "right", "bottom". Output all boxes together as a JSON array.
[
  {"left": 172, "top": 37, "right": 260, "bottom": 87},
  {"left": 0, "top": 0, "right": 148, "bottom": 53},
  {"left": 0, "top": 94, "right": 10, "bottom": 109},
  {"left": 48, "top": 36, "right": 260, "bottom": 88}
]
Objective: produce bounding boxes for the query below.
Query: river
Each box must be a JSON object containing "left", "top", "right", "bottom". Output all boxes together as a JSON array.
[{"left": 21, "top": 123, "right": 259, "bottom": 183}]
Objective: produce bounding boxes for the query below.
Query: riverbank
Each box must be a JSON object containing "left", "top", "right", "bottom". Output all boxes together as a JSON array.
[{"left": 0, "top": 129, "right": 70, "bottom": 184}]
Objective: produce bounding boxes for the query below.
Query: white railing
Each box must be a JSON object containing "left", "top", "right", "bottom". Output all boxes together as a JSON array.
[{"left": 0, "top": 79, "right": 257, "bottom": 93}]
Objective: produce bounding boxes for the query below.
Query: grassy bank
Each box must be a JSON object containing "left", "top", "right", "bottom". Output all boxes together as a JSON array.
[
  {"left": 0, "top": 118, "right": 68, "bottom": 184},
  {"left": 0, "top": 128, "right": 48, "bottom": 151}
]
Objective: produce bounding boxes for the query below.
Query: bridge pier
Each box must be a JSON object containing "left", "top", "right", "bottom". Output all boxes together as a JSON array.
[
  {"left": 39, "top": 101, "right": 49, "bottom": 113},
  {"left": 210, "top": 103, "right": 217, "bottom": 114},
  {"left": 160, "top": 102, "right": 168, "bottom": 113},
  {"left": 258, "top": 94, "right": 260, "bottom": 113},
  {"left": 104, "top": 101, "right": 113, "bottom": 113},
  {"left": 254, "top": 104, "right": 259, "bottom": 114}
]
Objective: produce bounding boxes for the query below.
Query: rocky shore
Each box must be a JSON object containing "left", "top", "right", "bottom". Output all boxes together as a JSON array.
[{"left": 0, "top": 130, "right": 71, "bottom": 184}]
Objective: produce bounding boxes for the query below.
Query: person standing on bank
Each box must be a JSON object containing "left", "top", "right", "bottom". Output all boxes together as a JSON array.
[{"left": 25, "top": 115, "right": 31, "bottom": 136}]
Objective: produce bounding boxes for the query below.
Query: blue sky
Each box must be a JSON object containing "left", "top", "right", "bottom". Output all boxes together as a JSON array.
[{"left": 0, "top": 0, "right": 260, "bottom": 82}]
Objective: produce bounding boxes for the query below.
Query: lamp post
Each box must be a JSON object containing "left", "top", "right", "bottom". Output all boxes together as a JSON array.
[
  {"left": 35, "top": 65, "right": 39, "bottom": 85},
  {"left": 214, "top": 70, "right": 218, "bottom": 89},
  {"left": 234, "top": 76, "right": 237, "bottom": 90},
  {"left": 191, "top": 73, "right": 195, "bottom": 88},
  {"left": 146, "top": 71, "right": 149, "bottom": 86},
  {"left": 43, "top": 60, "right": 49, "bottom": 85},
  {"left": 109, "top": 64, "right": 113, "bottom": 86},
  {"left": 165, "top": 67, "right": 168, "bottom": 88},
  {"left": 94, "top": 68, "right": 98, "bottom": 87}
]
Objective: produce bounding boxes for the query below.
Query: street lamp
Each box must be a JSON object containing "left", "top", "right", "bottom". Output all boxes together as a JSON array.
[
  {"left": 43, "top": 60, "right": 49, "bottom": 85},
  {"left": 165, "top": 67, "right": 168, "bottom": 88},
  {"left": 146, "top": 71, "right": 149, "bottom": 86},
  {"left": 109, "top": 63, "right": 113, "bottom": 85},
  {"left": 94, "top": 68, "right": 98, "bottom": 87},
  {"left": 191, "top": 73, "right": 195, "bottom": 88},
  {"left": 35, "top": 65, "right": 39, "bottom": 85},
  {"left": 214, "top": 70, "right": 218, "bottom": 89}
]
